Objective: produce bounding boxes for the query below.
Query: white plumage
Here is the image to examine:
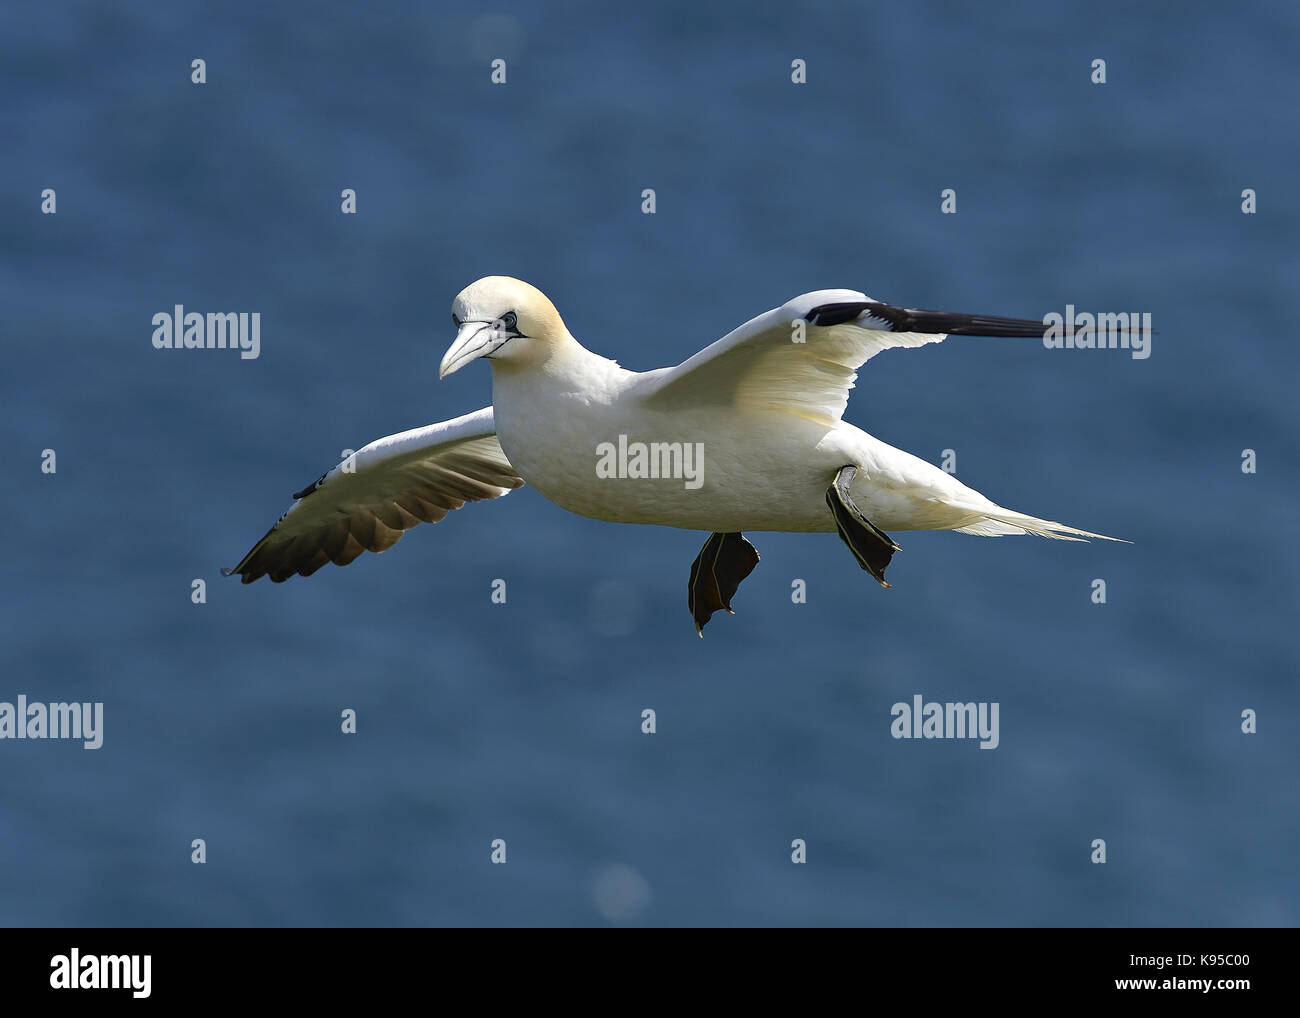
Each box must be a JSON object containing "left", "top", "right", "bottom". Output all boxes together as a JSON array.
[{"left": 226, "top": 275, "right": 1123, "bottom": 629}]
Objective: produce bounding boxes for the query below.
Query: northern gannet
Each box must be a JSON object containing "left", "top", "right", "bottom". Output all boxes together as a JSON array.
[{"left": 225, "top": 276, "right": 1125, "bottom": 634}]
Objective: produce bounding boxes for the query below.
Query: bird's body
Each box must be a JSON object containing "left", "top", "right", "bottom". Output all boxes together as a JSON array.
[
  {"left": 225, "top": 276, "right": 1125, "bottom": 633},
  {"left": 491, "top": 356, "right": 837, "bottom": 532},
  {"left": 492, "top": 352, "right": 967, "bottom": 534}
]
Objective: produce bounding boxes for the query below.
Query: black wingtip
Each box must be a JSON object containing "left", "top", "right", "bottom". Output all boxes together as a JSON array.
[
  {"left": 804, "top": 302, "right": 871, "bottom": 328},
  {"left": 220, "top": 567, "right": 235, "bottom": 578},
  {"left": 292, "top": 471, "right": 328, "bottom": 501},
  {"left": 807, "top": 300, "right": 1057, "bottom": 338}
]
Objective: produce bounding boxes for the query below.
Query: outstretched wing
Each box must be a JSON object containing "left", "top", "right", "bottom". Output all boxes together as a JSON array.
[
  {"left": 224, "top": 406, "right": 523, "bottom": 583},
  {"left": 639, "top": 289, "right": 1050, "bottom": 427}
]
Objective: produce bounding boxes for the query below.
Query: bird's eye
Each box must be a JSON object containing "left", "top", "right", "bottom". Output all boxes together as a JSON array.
[
  {"left": 500, "top": 311, "right": 518, "bottom": 330},
  {"left": 452, "top": 313, "right": 463, "bottom": 327}
]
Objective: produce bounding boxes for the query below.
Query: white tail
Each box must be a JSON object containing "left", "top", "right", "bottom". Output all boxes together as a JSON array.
[{"left": 954, "top": 505, "right": 1129, "bottom": 543}]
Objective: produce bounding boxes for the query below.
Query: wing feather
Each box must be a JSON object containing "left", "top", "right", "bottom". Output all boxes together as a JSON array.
[
  {"left": 640, "top": 289, "right": 1045, "bottom": 426},
  {"left": 224, "top": 406, "right": 524, "bottom": 583}
]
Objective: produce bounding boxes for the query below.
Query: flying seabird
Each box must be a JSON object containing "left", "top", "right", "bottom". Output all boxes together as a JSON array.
[{"left": 225, "top": 276, "right": 1125, "bottom": 634}]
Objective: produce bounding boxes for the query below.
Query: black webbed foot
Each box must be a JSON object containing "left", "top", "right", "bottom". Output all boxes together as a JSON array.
[
  {"left": 687, "top": 532, "right": 760, "bottom": 636},
  {"left": 826, "top": 465, "right": 900, "bottom": 587}
]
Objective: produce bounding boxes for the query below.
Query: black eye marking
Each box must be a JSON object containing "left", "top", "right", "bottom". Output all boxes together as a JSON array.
[
  {"left": 452, "top": 312, "right": 463, "bottom": 327},
  {"left": 500, "top": 311, "right": 518, "bottom": 330}
]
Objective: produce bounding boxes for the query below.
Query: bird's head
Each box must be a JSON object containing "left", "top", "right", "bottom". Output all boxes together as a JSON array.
[{"left": 439, "top": 276, "right": 572, "bottom": 379}]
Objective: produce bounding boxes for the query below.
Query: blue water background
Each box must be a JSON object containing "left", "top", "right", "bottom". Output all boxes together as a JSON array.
[{"left": 1, "top": 1, "right": 1297, "bottom": 925}]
